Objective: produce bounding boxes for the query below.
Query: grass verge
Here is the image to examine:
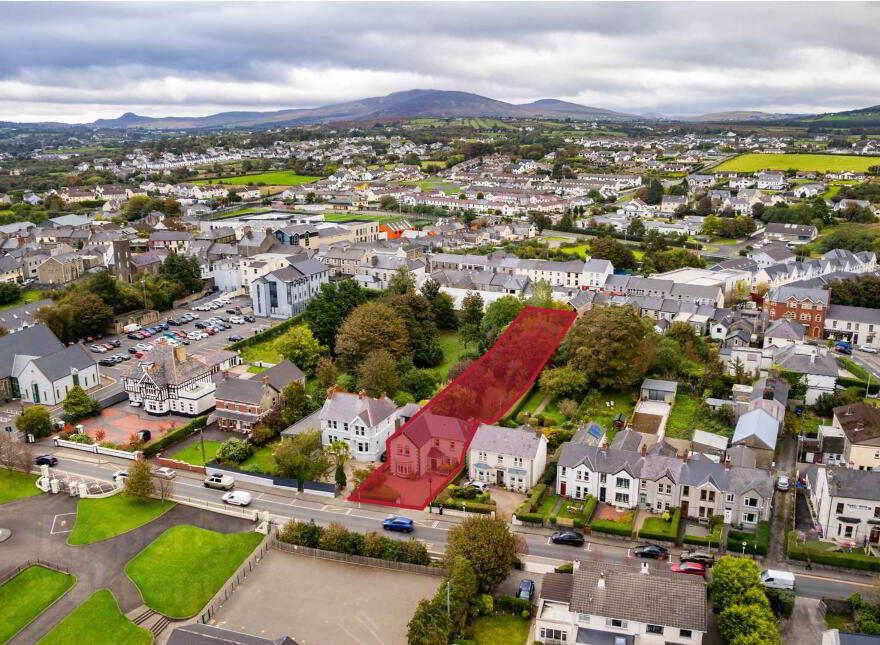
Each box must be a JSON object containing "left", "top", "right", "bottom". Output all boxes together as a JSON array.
[
  {"left": 68, "top": 496, "right": 175, "bottom": 545},
  {"left": 37, "top": 590, "right": 150, "bottom": 645},
  {"left": 472, "top": 613, "right": 530, "bottom": 645},
  {"left": 0, "top": 566, "right": 75, "bottom": 643},
  {"left": 0, "top": 468, "right": 42, "bottom": 504}
]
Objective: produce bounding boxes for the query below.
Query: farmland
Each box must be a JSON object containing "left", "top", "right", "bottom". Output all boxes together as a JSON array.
[
  {"left": 192, "top": 171, "right": 320, "bottom": 186},
  {"left": 714, "top": 153, "right": 879, "bottom": 173}
]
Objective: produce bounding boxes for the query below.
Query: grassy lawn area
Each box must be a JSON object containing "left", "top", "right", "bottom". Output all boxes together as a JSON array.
[
  {"left": 0, "top": 468, "right": 42, "bottom": 504},
  {"left": 714, "top": 153, "right": 879, "bottom": 173},
  {"left": 322, "top": 212, "right": 403, "bottom": 223},
  {"left": 247, "top": 365, "right": 267, "bottom": 373},
  {"left": 37, "top": 590, "right": 150, "bottom": 645},
  {"left": 192, "top": 171, "right": 320, "bottom": 186},
  {"left": 825, "top": 611, "right": 853, "bottom": 631},
  {"left": 126, "top": 525, "right": 263, "bottom": 618},
  {"left": 69, "top": 496, "right": 175, "bottom": 545},
  {"left": 585, "top": 389, "right": 636, "bottom": 436},
  {"left": 429, "top": 331, "right": 469, "bottom": 382},
  {"left": 800, "top": 413, "right": 831, "bottom": 435},
  {"left": 0, "top": 289, "right": 46, "bottom": 312},
  {"left": 239, "top": 335, "right": 285, "bottom": 364},
  {"left": 665, "top": 392, "right": 701, "bottom": 439},
  {"left": 170, "top": 440, "right": 277, "bottom": 473},
  {"left": 472, "top": 613, "right": 530, "bottom": 645},
  {"left": 0, "top": 565, "right": 75, "bottom": 643}
]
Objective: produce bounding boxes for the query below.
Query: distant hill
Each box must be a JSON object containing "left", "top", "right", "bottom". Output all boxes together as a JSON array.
[
  {"left": 675, "top": 110, "right": 812, "bottom": 122},
  {"left": 805, "top": 104, "right": 880, "bottom": 125}
]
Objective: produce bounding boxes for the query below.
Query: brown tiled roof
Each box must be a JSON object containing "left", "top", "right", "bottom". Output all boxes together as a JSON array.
[
  {"left": 539, "top": 572, "right": 574, "bottom": 603},
  {"left": 834, "top": 402, "right": 880, "bottom": 444},
  {"left": 570, "top": 560, "right": 707, "bottom": 632}
]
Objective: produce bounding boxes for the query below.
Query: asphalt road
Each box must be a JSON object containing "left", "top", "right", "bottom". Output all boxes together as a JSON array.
[
  {"left": 848, "top": 348, "right": 880, "bottom": 382},
  {"left": 33, "top": 451, "right": 872, "bottom": 600}
]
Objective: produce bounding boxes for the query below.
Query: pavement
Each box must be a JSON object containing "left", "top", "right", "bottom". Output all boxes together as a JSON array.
[{"left": 784, "top": 597, "right": 825, "bottom": 645}]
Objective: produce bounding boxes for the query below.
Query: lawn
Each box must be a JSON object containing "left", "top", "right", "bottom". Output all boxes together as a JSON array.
[
  {"left": 68, "top": 495, "right": 175, "bottom": 545},
  {"left": 825, "top": 611, "right": 853, "bottom": 631},
  {"left": 714, "top": 153, "right": 879, "bottom": 173},
  {"left": 239, "top": 335, "right": 285, "bottom": 364},
  {"left": 585, "top": 389, "right": 637, "bottom": 435},
  {"left": 429, "top": 331, "right": 469, "bottom": 382},
  {"left": 125, "top": 525, "right": 264, "bottom": 618},
  {"left": 472, "top": 613, "right": 530, "bottom": 645},
  {"left": 559, "top": 244, "right": 590, "bottom": 259},
  {"left": 247, "top": 365, "right": 267, "bottom": 374},
  {"left": 0, "top": 468, "right": 42, "bottom": 504},
  {"left": 171, "top": 440, "right": 278, "bottom": 473},
  {"left": 0, "top": 289, "right": 46, "bottom": 312},
  {"left": 37, "top": 590, "right": 151, "bottom": 645},
  {"left": 0, "top": 565, "right": 75, "bottom": 643},
  {"left": 665, "top": 392, "right": 701, "bottom": 439},
  {"left": 192, "top": 171, "right": 320, "bottom": 186}
]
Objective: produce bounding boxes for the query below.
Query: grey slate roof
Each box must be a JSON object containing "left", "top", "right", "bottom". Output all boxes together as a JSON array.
[
  {"left": 827, "top": 304, "right": 880, "bottom": 325},
  {"left": 569, "top": 560, "right": 707, "bottom": 632},
  {"left": 766, "top": 285, "right": 830, "bottom": 305},
  {"left": 641, "top": 378, "right": 678, "bottom": 394},
  {"left": 214, "top": 377, "right": 263, "bottom": 405},
  {"left": 823, "top": 466, "right": 880, "bottom": 502},
  {"left": 0, "top": 324, "right": 64, "bottom": 378},
  {"left": 167, "top": 624, "right": 298, "bottom": 645},
  {"left": 764, "top": 319, "right": 805, "bottom": 341},
  {"left": 470, "top": 423, "right": 545, "bottom": 459},
  {"left": 610, "top": 428, "right": 642, "bottom": 452},
  {"left": 261, "top": 360, "right": 305, "bottom": 391},
  {"left": 775, "top": 346, "right": 839, "bottom": 377},
  {"left": 32, "top": 344, "right": 96, "bottom": 381},
  {"left": 320, "top": 391, "right": 396, "bottom": 427}
]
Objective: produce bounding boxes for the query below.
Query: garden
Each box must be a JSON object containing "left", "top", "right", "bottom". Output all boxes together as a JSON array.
[
  {"left": 513, "top": 484, "right": 597, "bottom": 529},
  {"left": 0, "top": 565, "right": 75, "bottom": 643},
  {"left": 36, "top": 590, "right": 151, "bottom": 645},
  {"left": 125, "top": 525, "right": 264, "bottom": 618},
  {"left": 638, "top": 507, "right": 681, "bottom": 543},
  {"left": 590, "top": 506, "right": 636, "bottom": 537},
  {"left": 68, "top": 495, "right": 175, "bottom": 546}
]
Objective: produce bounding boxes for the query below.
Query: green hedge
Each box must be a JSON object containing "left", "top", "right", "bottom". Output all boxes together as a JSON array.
[
  {"left": 840, "top": 358, "right": 871, "bottom": 381},
  {"left": 837, "top": 376, "right": 880, "bottom": 395},
  {"left": 554, "top": 563, "right": 574, "bottom": 574},
  {"left": 495, "top": 595, "right": 532, "bottom": 616},
  {"left": 515, "top": 512, "right": 544, "bottom": 524},
  {"left": 541, "top": 461, "right": 557, "bottom": 486},
  {"left": 727, "top": 521, "right": 770, "bottom": 556},
  {"left": 638, "top": 507, "right": 681, "bottom": 543},
  {"left": 590, "top": 518, "right": 634, "bottom": 537},
  {"left": 789, "top": 537, "right": 880, "bottom": 571},
  {"left": 515, "top": 483, "right": 548, "bottom": 520},
  {"left": 144, "top": 416, "right": 208, "bottom": 457},
  {"left": 683, "top": 516, "right": 723, "bottom": 546},
  {"left": 765, "top": 588, "right": 795, "bottom": 619},
  {"left": 225, "top": 314, "right": 304, "bottom": 352}
]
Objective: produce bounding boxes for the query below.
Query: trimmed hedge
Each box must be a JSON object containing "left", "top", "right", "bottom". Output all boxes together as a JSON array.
[
  {"left": 638, "top": 507, "right": 681, "bottom": 543},
  {"left": 515, "top": 483, "right": 548, "bottom": 521},
  {"left": 554, "top": 563, "right": 574, "bottom": 574},
  {"left": 431, "top": 499, "right": 495, "bottom": 514},
  {"left": 837, "top": 376, "right": 880, "bottom": 395},
  {"left": 495, "top": 595, "right": 532, "bottom": 616},
  {"left": 765, "top": 588, "right": 795, "bottom": 619},
  {"left": 590, "top": 518, "right": 634, "bottom": 537},
  {"left": 683, "top": 515, "right": 723, "bottom": 546},
  {"left": 727, "top": 521, "right": 770, "bottom": 556},
  {"left": 541, "top": 461, "right": 557, "bottom": 486},
  {"left": 144, "top": 416, "right": 208, "bottom": 457},
  {"left": 225, "top": 314, "right": 304, "bottom": 352},
  {"left": 788, "top": 536, "right": 880, "bottom": 571},
  {"left": 515, "top": 512, "right": 544, "bottom": 524}
]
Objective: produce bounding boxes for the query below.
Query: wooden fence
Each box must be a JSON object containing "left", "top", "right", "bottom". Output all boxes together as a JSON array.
[{"left": 272, "top": 539, "right": 447, "bottom": 577}]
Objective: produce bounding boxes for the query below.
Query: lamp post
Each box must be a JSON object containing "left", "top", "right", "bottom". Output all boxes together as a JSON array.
[{"left": 140, "top": 280, "right": 147, "bottom": 309}]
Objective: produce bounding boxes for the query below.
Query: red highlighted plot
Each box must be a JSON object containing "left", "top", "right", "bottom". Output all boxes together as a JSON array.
[{"left": 350, "top": 307, "right": 576, "bottom": 509}]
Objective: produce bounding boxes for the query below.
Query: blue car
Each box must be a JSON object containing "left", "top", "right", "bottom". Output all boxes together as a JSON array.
[{"left": 382, "top": 517, "right": 414, "bottom": 533}]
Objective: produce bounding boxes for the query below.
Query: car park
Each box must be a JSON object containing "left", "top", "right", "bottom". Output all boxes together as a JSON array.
[
  {"left": 154, "top": 467, "right": 177, "bottom": 479},
  {"left": 35, "top": 454, "right": 58, "bottom": 466},
  {"left": 551, "top": 530, "right": 585, "bottom": 546},
  {"left": 244, "top": 315, "right": 255, "bottom": 323},
  {"left": 382, "top": 517, "right": 415, "bottom": 533},
  {"left": 127, "top": 333, "right": 141, "bottom": 340},
  {"left": 633, "top": 544, "right": 668, "bottom": 559},
  {"left": 222, "top": 491, "right": 252, "bottom": 506},
  {"left": 517, "top": 579, "right": 536, "bottom": 602},
  {"left": 230, "top": 316, "right": 244, "bottom": 324},
  {"left": 195, "top": 322, "right": 206, "bottom": 329},
  {"left": 135, "top": 343, "right": 152, "bottom": 351},
  {"left": 679, "top": 551, "right": 715, "bottom": 567},
  {"left": 108, "top": 340, "right": 121, "bottom": 347},
  {"left": 204, "top": 473, "right": 235, "bottom": 490},
  {"left": 670, "top": 562, "right": 706, "bottom": 577},
  {"left": 98, "top": 359, "right": 115, "bottom": 367}
]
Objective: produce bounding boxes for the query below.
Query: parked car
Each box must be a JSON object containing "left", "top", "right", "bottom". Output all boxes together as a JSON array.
[
  {"left": 90, "top": 345, "right": 107, "bottom": 353},
  {"left": 222, "top": 491, "right": 252, "bottom": 506},
  {"left": 230, "top": 316, "right": 245, "bottom": 324},
  {"left": 166, "top": 319, "right": 179, "bottom": 326},
  {"left": 108, "top": 340, "right": 121, "bottom": 348},
  {"left": 382, "top": 517, "right": 415, "bottom": 533},
  {"left": 195, "top": 322, "right": 207, "bottom": 329},
  {"left": 127, "top": 333, "right": 141, "bottom": 340},
  {"left": 670, "top": 562, "right": 706, "bottom": 577},
  {"left": 861, "top": 346, "right": 879, "bottom": 354},
  {"left": 517, "top": 579, "right": 536, "bottom": 602},
  {"left": 551, "top": 530, "right": 585, "bottom": 546},
  {"left": 112, "top": 470, "right": 128, "bottom": 480},
  {"left": 761, "top": 569, "right": 795, "bottom": 591},
  {"left": 633, "top": 544, "right": 668, "bottom": 559},
  {"left": 679, "top": 550, "right": 715, "bottom": 567},
  {"left": 35, "top": 454, "right": 58, "bottom": 466},
  {"left": 776, "top": 475, "right": 790, "bottom": 491},
  {"left": 226, "top": 307, "right": 239, "bottom": 314},
  {"left": 204, "top": 473, "right": 235, "bottom": 490},
  {"left": 98, "top": 359, "right": 115, "bottom": 367},
  {"left": 465, "top": 480, "right": 488, "bottom": 493},
  {"left": 244, "top": 315, "right": 255, "bottom": 323},
  {"left": 229, "top": 335, "right": 243, "bottom": 342},
  {"left": 128, "top": 347, "right": 139, "bottom": 354},
  {"left": 154, "top": 467, "right": 177, "bottom": 480}
]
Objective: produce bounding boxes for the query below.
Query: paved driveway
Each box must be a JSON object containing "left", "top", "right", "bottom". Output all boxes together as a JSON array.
[
  {"left": 784, "top": 597, "right": 824, "bottom": 645},
  {"left": 0, "top": 493, "right": 255, "bottom": 644}
]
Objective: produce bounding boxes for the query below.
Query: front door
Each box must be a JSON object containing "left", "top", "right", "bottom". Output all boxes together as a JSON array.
[
  {"left": 599, "top": 487, "right": 606, "bottom": 502},
  {"left": 871, "top": 527, "right": 880, "bottom": 544},
  {"left": 32, "top": 383, "right": 40, "bottom": 404},
  {"left": 496, "top": 470, "right": 504, "bottom": 486},
  {"left": 560, "top": 482, "right": 566, "bottom": 496}
]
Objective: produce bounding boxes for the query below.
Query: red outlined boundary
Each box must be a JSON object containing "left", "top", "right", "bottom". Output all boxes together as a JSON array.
[{"left": 349, "top": 307, "right": 576, "bottom": 509}]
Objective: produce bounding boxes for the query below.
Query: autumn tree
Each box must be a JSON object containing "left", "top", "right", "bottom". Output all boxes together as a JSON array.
[
  {"left": 16, "top": 405, "right": 53, "bottom": 439},
  {"left": 124, "top": 459, "right": 155, "bottom": 500},
  {"left": 304, "top": 279, "right": 370, "bottom": 349},
  {"left": 335, "top": 301, "right": 408, "bottom": 370},
  {"left": 272, "top": 430, "right": 331, "bottom": 492},
  {"left": 356, "top": 349, "right": 400, "bottom": 398},
  {"left": 589, "top": 236, "right": 637, "bottom": 271},
  {"left": 446, "top": 515, "right": 519, "bottom": 591},
  {"left": 277, "top": 325, "right": 324, "bottom": 374}
]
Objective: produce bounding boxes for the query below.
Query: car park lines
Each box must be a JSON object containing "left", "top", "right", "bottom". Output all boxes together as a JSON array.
[{"left": 49, "top": 512, "right": 76, "bottom": 534}]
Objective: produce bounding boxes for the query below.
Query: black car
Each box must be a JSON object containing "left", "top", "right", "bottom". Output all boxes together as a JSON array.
[
  {"left": 226, "top": 308, "right": 239, "bottom": 314},
  {"left": 98, "top": 359, "right": 115, "bottom": 367},
  {"left": 229, "top": 335, "right": 243, "bottom": 342},
  {"left": 127, "top": 333, "right": 141, "bottom": 340},
  {"left": 35, "top": 454, "right": 58, "bottom": 466},
  {"left": 217, "top": 316, "right": 230, "bottom": 323},
  {"left": 633, "top": 544, "right": 669, "bottom": 559},
  {"left": 108, "top": 339, "right": 121, "bottom": 347},
  {"left": 128, "top": 347, "right": 139, "bottom": 354},
  {"left": 551, "top": 530, "right": 585, "bottom": 547},
  {"left": 517, "top": 579, "right": 536, "bottom": 602},
  {"left": 195, "top": 322, "right": 207, "bottom": 329},
  {"left": 679, "top": 550, "right": 715, "bottom": 567},
  {"left": 243, "top": 315, "right": 255, "bottom": 323},
  {"left": 167, "top": 319, "right": 179, "bottom": 326}
]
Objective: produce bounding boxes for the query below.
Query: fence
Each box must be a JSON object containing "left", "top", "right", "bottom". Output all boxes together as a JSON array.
[
  {"left": 172, "top": 494, "right": 259, "bottom": 521},
  {"left": 273, "top": 540, "right": 448, "bottom": 577},
  {"left": 0, "top": 560, "right": 70, "bottom": 587},
  {"left": 157, "top": 455, "right": 206, "bottom": 474},
  {"left": 53, "top": 437, "right": 143, "bottom": 461},
  {"left": 199, "top": 531, "right": 273, "bottom": 624},
  {"left": 205, "top": 462, "right": 336, "bottom": 498}
]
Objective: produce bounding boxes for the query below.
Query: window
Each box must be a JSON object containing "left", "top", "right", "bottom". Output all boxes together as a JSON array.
[
  {"left": 606, "top": 618, "right": 627, "bottom": 629},
  {"left": 614, "top": 492, "right": 629, "bottom": 504},
  {"left": 744, "top": 512, "right": 757, "bottom": 524},
  {"left": 616, "top": 477, "right": 628, "bottom": 488},
  {"left": 647, "top": 625, "right": 663, "bottom": 635},
  {"left": 745, "top": 497, "right": 759, "bottom": 508},
  {"left": 837, "top": 502, "right": 845, "bottom": 514},
  {"left": 539, "top": 628, "right": 566, "bottom": 642},
  {"left": 680, "top": 629, "right": 693, "bottom": 638},
  {"left": 682, "top": 485, "right": 690, "bottom": 496},
  {"left": 845, "top": 525, "right": 854, "bottom": 538},
  {"left": 600, "top": 474, "right": 607, "bottom": 483},
  {"left": 726, "top": 493, "right": 735, "bottom": 503},
  {"left": 640, "top": 480, "right": 647, "bottom": 489}
]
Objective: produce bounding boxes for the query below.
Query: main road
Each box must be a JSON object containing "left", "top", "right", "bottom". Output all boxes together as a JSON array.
[{"left": 34, "top": 449, "right": 872, "bottom": 601}]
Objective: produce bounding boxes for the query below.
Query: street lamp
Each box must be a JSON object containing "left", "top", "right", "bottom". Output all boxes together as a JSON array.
[{"left": 140, "top": 280, "right": 147, "bottom": 309}]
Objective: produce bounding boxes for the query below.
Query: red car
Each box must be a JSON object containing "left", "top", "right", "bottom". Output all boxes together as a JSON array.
[
  {"left": 670, "top": 562, "right": 706, "bottom": 577},
  {"left": 204, "top": 328, "right": 216, "bottom": 335},
  {"left": 134, "top": 352, "right": 144, "bottom": 358},
  {"left": 85, "top": 336, "right": 95, "bottom": 343},
  {"left": 174, "top": 331, "right": 187, "bottom": 338}
]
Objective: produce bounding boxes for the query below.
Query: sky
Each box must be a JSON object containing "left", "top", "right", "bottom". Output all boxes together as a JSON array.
[{"left": 2, "top": 1, "right": 880, "bottom": 123}]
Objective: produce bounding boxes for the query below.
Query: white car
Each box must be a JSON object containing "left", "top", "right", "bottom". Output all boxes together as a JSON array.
[
  {"left": 187, "top": 332, "right": 202, "bottom": 340},
  {"left": 860, "top": 346, "right": 879, "bottom": 354},
  {"left": 154, "top": 467, "right": 177, "bottom": 479},
  {"left": 112, "top": 470, "right": 128, "bottom": 480},
  {"left": 230, "top": 316, "right": 245, "bottom": 324},
  {"left": 222, "top": 491, "right": 252, "bottom": 506},
  {"left": 135, "top": 343, "right": 152, "bottom": 351},
  {"left": 466, "top": 480, "right": 489, "bottom": 493},
  {"left": 90, "top": 344, "right": 108, "bottom": 353}
]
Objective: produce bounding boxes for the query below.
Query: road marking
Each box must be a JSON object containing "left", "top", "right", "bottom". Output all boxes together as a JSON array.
[
  {"left": 626, "top": 548, "right": 631, "bottom": 557},
  {"left": 50, "top": 513, "right": 76, "bottom": 534},
  {"left": 546, "top": 537, "right": 553, "bottom": 546},
  {"left": 585, "top": 542, "right": 592, "bottom": 552},
  {"left": 795, "top": 572, "right": 874, "bottom": 588},
  {"left": 432, "top": 521, "right": 439, "bottom": 528}
]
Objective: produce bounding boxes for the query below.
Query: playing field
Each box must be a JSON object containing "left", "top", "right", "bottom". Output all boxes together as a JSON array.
[
  {"left": 193, "top": 171, "right": 320, "bottom": 186},
  {"left": 714, "top": 153, "right": 879, "bottom": 173}
]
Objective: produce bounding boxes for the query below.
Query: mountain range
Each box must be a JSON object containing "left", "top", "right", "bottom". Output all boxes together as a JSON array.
[{"left": 3, "top": 89, "right": 878, "bottom": 131}]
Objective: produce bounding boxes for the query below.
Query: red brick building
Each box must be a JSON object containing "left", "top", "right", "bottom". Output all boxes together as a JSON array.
[{"left": 764, "top": 286, "right": 830, "bottom": 339}]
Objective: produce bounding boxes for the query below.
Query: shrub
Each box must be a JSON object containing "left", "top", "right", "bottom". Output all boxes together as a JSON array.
[
  {"left": 590, "top": 520, "right": 634, "bottom": 537},
  {"left": 495, "top": 595, "right": 531, "bottom": 616},
  {"left": 68, "top": 432, "right": 94, "bottom": 444},
  {"left": 765, "top": 588, "right": 795, "bottom": 619},
  {"left": 515, "top": 512, "right": 544, "bottom": 524},
  {"left": 278, "top": 519, "right": 324, "bottom": 548},
  {"left": 62, "top": 385, "right": 100, "bottom": 423},
  {"left": 433, "top": 499, "right": 495, "bottom": 514},
  {"left": 524, "top": 483, "right": 547, "bottom": 512},
  {"left": 226, "top": 314, "right": 304, "bottom": 351},
  {"left": 143, "top": 416, "right": 207, "bottom": 456},
  {"left": 555, "top": 563, "right": 574, "bottom": 574},
  {"left": 249, "top": 424, "right": 277, "bottom": 446},
  {"left": 541, "top": 462, "right": 557, "bottom": 486},
  {"left": 215, "top": 438, "right": 253, "bottom": 464},
  {"left": 727, "top": 521, "right": 770, "bottom": 556}
]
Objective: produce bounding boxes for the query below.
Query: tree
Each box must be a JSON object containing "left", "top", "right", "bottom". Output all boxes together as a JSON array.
[
  {"left": 626, "top": 218, "right": 646, "bottom": 238},
  {"left": 304, "top": 280, "right": 370, "bottom": 349},
  {"left": 356, "top": 349, "right": 400, "bottom": 398},
  {"left": 384, "top": 293, "right": 443, "bottom": 367},
  {"left": 641, "top": 179, "right": 663, "bottom": 205},
  {"left": 124, "top": 459, "right": 155, "bottom": 500},
  {"left": 62, "top": 385, "right": 100, "bottom": 422},
  {"left": 401, "top": 367, "right": 440, "bottom": 401},
  {"left": 406, "top": 598, "right": 449, "bottom": 645},
  {"left": 482, "top": 295, "right": 525, "bottom": 338},
  {"left": 216, "top": 438, "right": 254, "bottom": 464},
  {"left": 277, "top": 325, "right": 324, "bottom": 374},
  {"left": 315, "top": 357, "right": 340, "bottom": 393},
  {"left": 589, "top": 236, "right": 637, "bottom": 271},
  {"left": 67, "top": 292, "right": 115, "bottom": 341},
  {"left": 419, "top": 277, "right": 440, "bottom": 301},
  {"left": 709, "top": 556, "right": 763, "bottom": 613},
  {"left": 447, "top": 555, "right": 478, "bottom": 633},
  {"left": 446, "top": 515, "right": 519, "bottom": 591},
  {"left": 16, "top": 405, "right": 53, "bottom": 439},
  {"left": 388, "top": 267, "right": 417, "bottom": 295},
  {"left": 539, "top": 365, "right": 589, "bottom": 401},
  {"left": 643, "top": 247, "right": 706, "bottom": 274},
  {"left": 277, "top": 381, "right": 316, "bottom": 429},
  {"left": 272, "top": 430, "right": 331, "bottom": 492},
  {"left": 0, "top": 282, "right": 21, "bottom": 305},
  {"left": 718, "top": 603, "right": 781, "bottom": 645},
  {"left": 430, "top": 292, "right": 458, "bottom": 330},
  {"left": 524, "top": 279, "right": 559, "bottom": 309},
  {"left": 460, "top": 291, "right": 485, "bottom": 349},
  {"left": 159, "top": 252, "right": 203, "bottom": 293},
  {"left": 335, "top": 301, "right": 408, "bottom": 370},
  {"left": 327, "top": 440, "right": 351, "bottom": 490},
  {"left": 566, "top": 306, "right": 656, "bottom": 389},
  {"left": 0, "top": 432, "right": 33, "bottom": 473}
]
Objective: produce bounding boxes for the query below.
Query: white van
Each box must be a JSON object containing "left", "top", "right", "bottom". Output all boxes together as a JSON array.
[{"left": 760, "top": 569, "right": 795, "bottom": 591}]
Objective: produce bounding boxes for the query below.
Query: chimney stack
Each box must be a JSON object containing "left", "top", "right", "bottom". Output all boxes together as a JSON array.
[
  {"left": 173, "top": 345, "right": 186, "bottom": 363},
  {"left": 597, "top": 572, "right": 605, "bottom": 589},
  {"left": 326, "top": 385, "right": 340, "bottom": 400},
  {"left": 358, "top": 389, "right": 366, "bottom": 400}
]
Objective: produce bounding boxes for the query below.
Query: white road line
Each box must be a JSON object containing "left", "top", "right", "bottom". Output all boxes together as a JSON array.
[
  {"left": 432, "top": 520, "right": 439, "bottom": 528},
  {"left": 50, "top": 513, "right": 76, "bottom": 535},
  {"left": 586, "top": 542, "right": 592, "bottom": 552},
  {"left": 546, "top": 537, "right": 553, "bottom": 546}
]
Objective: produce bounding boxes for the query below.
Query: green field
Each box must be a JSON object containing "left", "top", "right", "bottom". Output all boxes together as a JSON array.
[
  {"left": 0, "top": 290, "right": 47, "bottom": 312},
  {"left": 322, "top": 213, "right": 404, "bottom": 223},
  {"left": 428, "top": 331, "right": 469, "bottom": 383},
  {"left": 714, "top": 153, "right": 879, "bottom": 173},
  {"left": 69, "top": 496, "right": 175, "bottom": 545},
  {"left": 193, "top": 171, "right": 320, "bottom": 186},
  {"left": 0, "top": 566, "right": 76, "bottom": 643},
  {"left": 0, "top": 468, "right": 42, "bottom": 504},
  {"left": 126, "top": 525, "right": 263, "bottom": 618},
  {"left": 37, "top": 590, "right": 150, "bottom": 645}
]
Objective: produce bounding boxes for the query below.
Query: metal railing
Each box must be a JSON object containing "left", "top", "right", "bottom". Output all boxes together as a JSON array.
[
  {"left": 199, "top": 532, "right": 272, "bottom": 624},
  {"left": 0, "top": 560, "right": 70, "bottom": 587}
]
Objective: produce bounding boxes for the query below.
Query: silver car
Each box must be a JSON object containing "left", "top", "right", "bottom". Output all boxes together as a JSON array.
[{"left": 776, "top": 475, "right": 790, "bottom": 491}]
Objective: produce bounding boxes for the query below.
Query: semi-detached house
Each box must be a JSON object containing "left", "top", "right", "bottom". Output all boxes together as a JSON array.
[
  {"left": 468, "top": 423, "right": 548, "bottom": 491},
  {"left": 805, "top": 464, "right": 880, "bottom": 544}
]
